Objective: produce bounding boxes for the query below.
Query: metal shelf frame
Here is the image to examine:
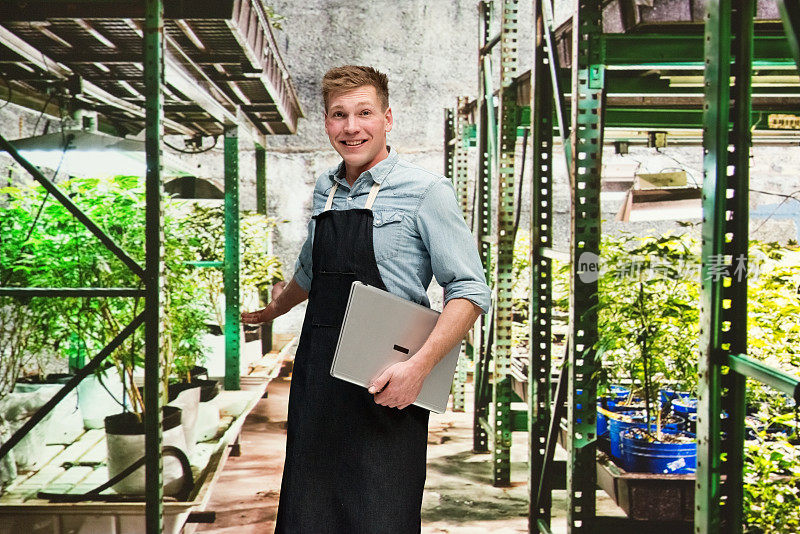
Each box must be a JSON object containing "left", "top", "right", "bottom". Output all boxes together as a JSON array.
[
  {"left": 0, "top": 1, "right": 283, "bottom": 531},
  {"left": 448, "top": 1, "right": 800, "bottom": 532}
]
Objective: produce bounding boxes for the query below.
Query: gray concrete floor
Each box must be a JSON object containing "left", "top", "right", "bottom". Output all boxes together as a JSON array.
[{"left": 195, "top": 377, "right": 625, "bottom": 533}]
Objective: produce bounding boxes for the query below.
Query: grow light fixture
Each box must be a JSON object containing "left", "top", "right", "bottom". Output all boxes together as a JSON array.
[{"left": 9, "top": 130, "right": 193, "bottom": 178}]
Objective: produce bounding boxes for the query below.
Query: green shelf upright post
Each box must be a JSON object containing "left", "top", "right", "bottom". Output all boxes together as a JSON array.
[
  {"left": 453, "top": 96, "right": 472, "bottom": 413},
  {"left": 444, "top": 104, "right": 468, "bottom": 413},
  {"left": 144, "top": 0, "right": 165, "bottom": 531},
  {"left": 224, "top": 124, "right": 241, "bottom": 391},
  {"left": 529, "top": 0, "right": 555, "bottom": 530},
  {"left": 491, "top": 0, "right": 521, "bottom": 488},
  {"left": 456, "top": 96, "right": 472, "bottom": 221},
  {"left": 256, "top": 142, "right": 267, "bottom": 216},
  {"left": 473, "top": 0, "right": 494, "bottom": 455},
  {"left": 566, "top": 1, "right": 604, "bottom": 531},
  {"left": 697, "top": 1, "right": 754, "bottom": 532},
  {"left": 444, "top": 107, "right": 456, "bottom": 187}
]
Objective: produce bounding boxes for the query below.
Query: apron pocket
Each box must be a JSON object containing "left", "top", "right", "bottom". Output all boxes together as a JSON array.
[
  {"left": 372, "top": 210, "right": 403, "bottom": 262},
  {"left": 310, "top": 271, "right": 356, "bottom": 327}
]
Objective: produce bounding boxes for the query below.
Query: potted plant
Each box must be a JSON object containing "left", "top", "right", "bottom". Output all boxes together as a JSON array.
[
  {"left": 594, "top": 231, "right": 700, "bottom": 471},
  {"left": 184, "top": 204, "right": 284, "bottom": 372},
  {"left": 2, "top": 176, "right": 212, "bottom": 494}
]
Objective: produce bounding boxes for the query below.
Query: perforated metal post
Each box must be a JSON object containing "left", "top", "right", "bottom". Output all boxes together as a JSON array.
[
  {"left": 255, "top": 142, "right": 267, "bottom": 216},
  {"left": 488, "top": 0, "right": 521, "bottom": 488},
  {"left": 444, "top": 104, "right": 468, "bottom": 413},
  {"left": 224, "top": 124, "right": 241, "bottom": 391},
  {"left": 566, "top": 1, "right": 603, "bottom": 531},
  {"left": 144, "top": 0, "right": 165, "bottom": 531},
  {"left": 528, "top": 1, "right": 555, "bottom": 530},
  {"left": 455, "top": 98, "right": 473, "bottom": 413},
  {"left": 456, "top": 96, "right": 472, "bottom": 220},
  {"left": 697, "top": 1, "right": 754, "bottom": 532},
  {"left": 473, "top": 0, "right": 494, "bottom": 455}
]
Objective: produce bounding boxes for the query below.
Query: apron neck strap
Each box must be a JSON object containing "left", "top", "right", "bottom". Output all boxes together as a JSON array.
[
  {"left": 364, "top": 181, "right": 381, "bottom": 210},
  {"left": 324, "top": 182, "right": 339, "bottom": 211},
  {"left": 323, "top": 180, "right": 382, "bottom": 211}
]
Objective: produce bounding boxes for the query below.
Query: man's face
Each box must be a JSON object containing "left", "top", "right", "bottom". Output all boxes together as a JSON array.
[{"left": 324, "top": 85, "right": 393, "bottom": 175}]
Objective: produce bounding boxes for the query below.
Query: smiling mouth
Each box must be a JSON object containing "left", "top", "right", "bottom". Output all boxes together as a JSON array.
[{"left": 341, "top": 140, "right": 367, "bottom": 147}]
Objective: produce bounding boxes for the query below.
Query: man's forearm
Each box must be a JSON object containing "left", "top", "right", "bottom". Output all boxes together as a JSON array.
[
  {"left": 267, "top": 278, "right": 309, "bottom": 319},
  {"left": 241, "top": 278, "right": 309, "bottom": 325},
  {"left": 408, "top": 298, "right": 481, "bottom": 375}
]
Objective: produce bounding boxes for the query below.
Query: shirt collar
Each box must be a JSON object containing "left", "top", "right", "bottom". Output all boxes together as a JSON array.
[{"left": 331, "top": 146, "right": 398, "bottom": 187}]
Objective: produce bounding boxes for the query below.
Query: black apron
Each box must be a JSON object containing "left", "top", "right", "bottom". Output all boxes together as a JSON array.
[{"left": 275, "top": 180, "right": 430, "bottom": 534}]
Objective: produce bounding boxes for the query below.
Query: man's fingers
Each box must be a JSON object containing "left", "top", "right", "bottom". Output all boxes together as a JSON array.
[
  {"left": 368, "top": 370, "right": 391, "bottom": 394},
  {"left": 240, "top": 311, "right": 265, "bottom": 324}
]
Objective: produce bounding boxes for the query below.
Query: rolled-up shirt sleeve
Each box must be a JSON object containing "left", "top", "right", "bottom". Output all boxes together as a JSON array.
[
  {"left": 415, "top": 178, "right": 491, "bottom": 314},
  {"left": 292, "top": 218, "right": 315, "bottom": 292}
]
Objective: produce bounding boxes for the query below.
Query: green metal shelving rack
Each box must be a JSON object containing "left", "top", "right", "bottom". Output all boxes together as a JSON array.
[
  {"left": 0, "top": 1, "right": 300, "bottom": 531},
  {"left": 450, "top": 0, "right": 800, "bottom": 532}
]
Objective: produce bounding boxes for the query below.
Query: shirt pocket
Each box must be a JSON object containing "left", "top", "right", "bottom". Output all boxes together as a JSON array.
[{"left": 372, "top": 210, "right": 404, "bottom": 262}]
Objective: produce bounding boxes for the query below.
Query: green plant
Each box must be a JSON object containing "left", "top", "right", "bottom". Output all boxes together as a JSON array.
[
  {"left": 743, "top": 437, "right": 800, "bottom": 533},
  {"left": 0, "top": 177, "right": 210, "bottom": 414},
  {"left": 183, "top": 204, "right": 284, "bottom": 328},
  {"left": 595, "top": 232, "right": 700, "bottom": 426}
]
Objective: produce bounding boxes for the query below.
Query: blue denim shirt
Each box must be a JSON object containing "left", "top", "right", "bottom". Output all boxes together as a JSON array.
[{"left": 293, "top": 148, "right": 490, "bottom": 314}]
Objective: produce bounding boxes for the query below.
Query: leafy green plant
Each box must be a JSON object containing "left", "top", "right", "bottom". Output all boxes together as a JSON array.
[
  {"left": 595, "top": 232, "right": 700, "bottom": 425},
  {"left": 743, "top": 437, "right": 800, "bottom": 533},
  {"left": 0, "top": 177, "right": 210, "bottom": 413},
  {"left": 183, "top": 204, "right": 284, "bottom": 328}
]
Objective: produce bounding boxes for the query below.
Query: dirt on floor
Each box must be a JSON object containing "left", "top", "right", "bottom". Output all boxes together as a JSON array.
[{"left": 195, "top": 377, "right": 623, "bottom": 534}]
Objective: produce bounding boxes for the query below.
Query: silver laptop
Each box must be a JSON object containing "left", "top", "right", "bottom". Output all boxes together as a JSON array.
[{"left": 330, "top": 281, "right": 462, "bottom": 413}]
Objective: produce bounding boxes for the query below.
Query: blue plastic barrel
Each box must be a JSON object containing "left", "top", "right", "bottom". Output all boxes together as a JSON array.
[
  {"left": 659, "top": 388, "right": 692, "bottom": 404},
  {"left": 621, "top": 430, "right": 697, "bottom": 474},
  {"left": 608, "top": 413, "right": 684, "bottom": 460},
  {"left": 672, "top": 397, "right": 698, "bottom": 414}
]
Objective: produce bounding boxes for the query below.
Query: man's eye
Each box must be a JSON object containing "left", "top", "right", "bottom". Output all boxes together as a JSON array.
[
  {"left": 333, "top": 112, "right": 344, "bottom": 118},
  {"left": 361, "top": 110, "right": 371, "bottom": 116}
]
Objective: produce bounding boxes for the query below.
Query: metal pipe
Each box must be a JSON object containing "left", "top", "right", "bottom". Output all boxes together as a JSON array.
[{"left": 480, "top": 32, "right": 502, "bottom": 56}]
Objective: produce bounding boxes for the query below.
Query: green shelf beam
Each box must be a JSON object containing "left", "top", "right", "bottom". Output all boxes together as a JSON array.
[
  {"left": 0, "top": 288, "right": 146, "bottom": 297},
  {"left": 729, "top": 353, "right": 800, "bottom": 403},
  {"left": 185, "top": 260, "right": 225, "bottom": 268},
  {"left": 143, "top": 0, "right": 165, "bottom": 531},
  {"left": 600, "top": 33, "right": 793, "bottom": 67},
  {"left": 224, "top": 124, "right": 241, "bottom": 392}
]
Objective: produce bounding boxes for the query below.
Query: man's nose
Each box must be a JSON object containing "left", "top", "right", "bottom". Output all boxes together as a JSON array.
[{"left": 344, "top": 115, "right": 359, "bottom": 133}]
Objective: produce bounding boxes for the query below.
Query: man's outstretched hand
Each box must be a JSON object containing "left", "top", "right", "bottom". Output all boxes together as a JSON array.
[
  {"left": 241, "top": 308, "right": 272, "bottom": 325},
  {"left": 240, "top": 281, "right": 289, "bottom": 325},
  {"left": 368, "top": 359, "right": 431, "bottom": 410}
]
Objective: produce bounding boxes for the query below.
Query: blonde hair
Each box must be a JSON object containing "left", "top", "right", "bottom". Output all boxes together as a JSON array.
[{"left": 322, "top": 65, "right": 389, "bottom": 112}]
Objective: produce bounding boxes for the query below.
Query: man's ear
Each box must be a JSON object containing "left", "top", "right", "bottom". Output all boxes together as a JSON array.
[{"left": 384, "top": 107, "right": 393, "bottom": 133}]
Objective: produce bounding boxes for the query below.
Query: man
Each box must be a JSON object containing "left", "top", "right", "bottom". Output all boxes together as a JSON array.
[{"left": 241, "top": 65, "right": 490, "bottom": 533}]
